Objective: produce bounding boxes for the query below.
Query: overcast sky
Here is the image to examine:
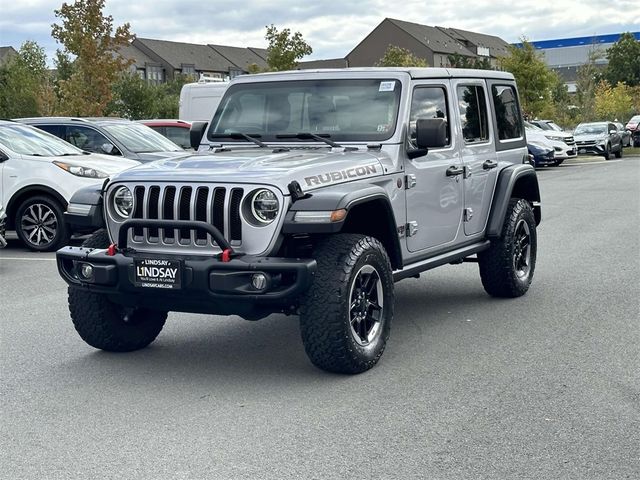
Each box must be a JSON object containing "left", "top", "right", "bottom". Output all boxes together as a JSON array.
[{"left": 1, "top": 0, "right": 638, "bottom": 64}]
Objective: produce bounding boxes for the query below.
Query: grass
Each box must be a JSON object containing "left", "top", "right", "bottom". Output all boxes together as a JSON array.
[{"left": 625, "top": 147, "right": 640, "bottom": 156}]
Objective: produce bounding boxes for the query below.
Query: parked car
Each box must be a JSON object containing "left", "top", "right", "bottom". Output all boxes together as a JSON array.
[
  {"left": 56, "top": 67, "right": 541, "bottom": 374},
  {"left": 573, "top": 122, "right": 623, "bottom": 159},
  {"left": 614, "top": 122, "right": 632, "bottom": 147},
  {"left": 524, "top": 121, "right": 575, "bottom": 165},
  {"left": 138, "top": 119, "right": 192, "bottom": 150},
  {"left": 528, "top": 141, "right": 556, "bottom": 167},
  {"left": 0, "top": 202, "right": 6, "bottom": 248},
  {"left": 625, "top": 115, "right": 640, "bottom": 147},
  {"left": 0, "top": 121, "right": 139, "bottom": 251},
  {"left": 17, "top": 117, "right": 188, "bottom": 163},
  {"left": 530, "top": 119, "right": 565, "bottom": 132},
  {"left": 179, "top": 79, "right": 229, "bottom": 122}
]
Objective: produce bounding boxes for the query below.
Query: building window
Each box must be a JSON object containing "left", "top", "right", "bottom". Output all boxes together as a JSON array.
[{"left": 181, "top": 64, "right": 195, "bottom": 76}]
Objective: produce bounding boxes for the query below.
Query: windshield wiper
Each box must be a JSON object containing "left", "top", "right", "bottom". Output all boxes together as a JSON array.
[
  {"left": 210, "top": 132, "right": 267, "bottom": 148},
  {"left": 276, "top": 132, "right": 342, "bottom": 148}
]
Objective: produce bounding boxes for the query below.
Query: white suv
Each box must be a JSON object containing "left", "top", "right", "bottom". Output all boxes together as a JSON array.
[{"left": 0, "top": 121, "right": 139, "bottom": 251}]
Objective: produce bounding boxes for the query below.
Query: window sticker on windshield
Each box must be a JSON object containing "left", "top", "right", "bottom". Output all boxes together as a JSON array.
[{"left": 379, "top": 81, "right": 395, "bottom": 92}]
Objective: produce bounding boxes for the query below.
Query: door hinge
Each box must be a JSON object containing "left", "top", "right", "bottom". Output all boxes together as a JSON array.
[
  {"left": 406, "top": 221, "right": 419, "bottom": 237},
  {"left": 405, "top": 174, "right": 417, "bottom": 189},
  {"left": 464, "top": 208, "right": 474, "bottom": 222}
]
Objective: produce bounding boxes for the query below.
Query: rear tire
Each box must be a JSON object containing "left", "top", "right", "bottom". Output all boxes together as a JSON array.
[
  {"left": 299, "top": 234, "right": 394, "bottom": 374},
  {"left": 478, "top": 199, "right": 537, "bottom": 298},
  {"left": 15, "top": 195, "right": 70, "bottom": 252}
]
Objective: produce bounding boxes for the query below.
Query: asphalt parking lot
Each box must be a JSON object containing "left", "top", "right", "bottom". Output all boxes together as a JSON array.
[{"left": 1, "top": 157, "right": 639, "bottom": 479}]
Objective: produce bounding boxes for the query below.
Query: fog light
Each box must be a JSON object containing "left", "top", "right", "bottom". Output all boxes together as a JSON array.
[
  {"left": 251, "top": 273, "right": 267, "bottom": 291},
  {"left": 79, "top": 263, "right": 94, "bottom": 280}
]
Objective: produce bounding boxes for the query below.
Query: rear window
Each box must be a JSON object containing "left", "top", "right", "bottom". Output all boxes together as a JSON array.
[{"left": 492, "top": 85, "right": 522, "bottom": 140}]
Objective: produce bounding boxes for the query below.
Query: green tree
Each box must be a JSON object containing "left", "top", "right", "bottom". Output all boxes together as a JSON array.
[
  {"left": 376, "top": 45, "right": 428, "bottom": 67},
  {"left": 603, "top": 32, "right": 640, "bottom": 87},
  {"left": 0, "top": 41, "right": 49, "bottom": 117},
  {"left": 265, "top": 24, "right": 312, "bottom": 71},
  {"left": 575, "top": 50, "right": 604, "bottom": 122},
  {"left": 51, "top": 0, "right": 134, "bottom": 116},
  {"left": 447, "top": 52, "right": 492, "bottom": 70},
  {"left": 107, "top": 73, "right": 156, "bottom": 119},
  {"left": 594, "top": 81, "right": 636, "bottom": 121},
  {"left": 499, "top": 39, "right": 554, "bottom": 118}
]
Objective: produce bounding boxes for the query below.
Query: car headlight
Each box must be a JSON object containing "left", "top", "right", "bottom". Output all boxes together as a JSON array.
[
  {"left": 544, "top": 135, "right": 562, "bottom": 142},
  {"left": 53, "top": 161, "right": 108, "bottom": 179},
  {"left": 113, "top": 186, "right": 134, "bottom": 218},
  {"left": 250, "top": 189, "right": 279, "bottom": 224}
]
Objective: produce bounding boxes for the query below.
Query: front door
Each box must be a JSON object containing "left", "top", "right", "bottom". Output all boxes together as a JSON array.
[
  {"left": 405, "top": 81, "right": 463, "bottom": 253},
  {"left": 451, "top": 80, "right": 497, "bottom": 236}
]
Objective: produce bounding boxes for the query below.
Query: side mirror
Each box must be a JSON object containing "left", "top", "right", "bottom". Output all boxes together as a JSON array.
[
  {"left": 609, "top": 130, "right": 616, "bottom": 135},
  {"left": 408, "top": 118, "right": 447, "bottom": 159},
  {"left": 101, "top": 143, "right": 115, "bottom": 155},
  {"left": 190, "top": 121, "right": 208, "bottom": 150},
  {"left": 416, "top": 118, "right": 448, "bottom": 148}
]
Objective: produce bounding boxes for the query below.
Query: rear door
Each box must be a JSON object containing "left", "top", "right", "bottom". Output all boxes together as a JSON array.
[{"left": 451, "top": 80, "right": 497, "bottom": 236}]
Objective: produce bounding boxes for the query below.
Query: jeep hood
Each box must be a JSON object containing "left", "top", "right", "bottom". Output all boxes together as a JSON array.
[{"left": 110, "top": 148, "right": 388, "bottom": 193}]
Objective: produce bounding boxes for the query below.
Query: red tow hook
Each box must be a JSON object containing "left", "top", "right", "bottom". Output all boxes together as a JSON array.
[
  {"left": 221, "top": 248, "right": 232, "bottom": 263},
  {"left": 106, "top": 244, "right": 117, "bottom": 256}
]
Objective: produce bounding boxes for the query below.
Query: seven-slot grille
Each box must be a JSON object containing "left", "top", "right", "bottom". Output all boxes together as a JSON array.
[{"left": 129, "top": 184, "right": 244, "bottom": 247}]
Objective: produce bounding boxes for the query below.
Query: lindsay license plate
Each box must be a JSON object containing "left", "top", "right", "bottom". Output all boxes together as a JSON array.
[{"left": 134, "top": 258, "right": 181, "bottom": 289}]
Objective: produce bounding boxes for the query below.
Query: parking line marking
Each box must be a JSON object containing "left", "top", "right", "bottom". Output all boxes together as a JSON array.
[
  {"left": 0, "top": 257, "right": 57, "bottom": 261},
  {"left": 565, "top": 160, "right": 623, "bottom": 166}
]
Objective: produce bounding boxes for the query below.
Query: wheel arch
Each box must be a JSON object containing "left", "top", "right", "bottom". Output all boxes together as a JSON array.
[
  {"left": 6, "top": 185, "right": 67, "bottom": 229},
  {"left": 487, "top": 164, "right": 541, "bottom": 238}
]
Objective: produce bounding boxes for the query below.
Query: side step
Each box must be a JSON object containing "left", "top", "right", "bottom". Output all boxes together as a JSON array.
[{"left": 393, "top": 241, "right": 490, "bottom": 282}]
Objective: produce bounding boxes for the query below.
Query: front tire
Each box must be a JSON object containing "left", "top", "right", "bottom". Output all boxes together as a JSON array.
[
  {"left": 67, "top": 228, "right": 167, "bottom": 352},
  {"left": 614, "top": 145, "right": 623, "bottom": 158},
  {"left": 603, "top": 143, "right": 611, "bottom": 160},
  {"left": 478, "top": 198, "right": 537, "bottom": 298},
  {"left": 15, "top": 195, "right": 70, "bottom": 251},
  {"left": 300, "top": 234, "right": 394, "bottom": 374}
]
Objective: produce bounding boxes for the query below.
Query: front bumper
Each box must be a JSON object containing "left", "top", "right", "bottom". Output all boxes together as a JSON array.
[
  {"left": 576, "top": 144, "right": 606, "bottom": 155},
  {"left": 56, "top": 246, "right": 317, "bottom": 318}
]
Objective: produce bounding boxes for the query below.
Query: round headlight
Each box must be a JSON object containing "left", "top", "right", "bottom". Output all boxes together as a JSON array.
[
  {"left": 251, "top": 189, "right": 279, "bottom": 224},
  {"left": 113, "top": 186, "right": 134, "bottom": 218}
]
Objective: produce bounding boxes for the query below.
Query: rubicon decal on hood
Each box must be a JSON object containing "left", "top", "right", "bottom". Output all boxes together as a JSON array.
[{"left": 304, "top": 164, "right": 378, "bottom": 187}]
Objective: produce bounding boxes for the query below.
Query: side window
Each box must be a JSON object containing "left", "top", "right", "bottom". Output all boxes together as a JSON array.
[
  {"left": 409, "top": 86, "right": 450, "bottom": 148},
  {"left": 457, "top": 85, "right": 489, "bottom": 143},
  {"left": 492, "top": 85, "right": 523, "bottom": 140},
  {"left": 66, "top": 126, "right": 110, "bottom": 153},
  {"left": 36, "top": 124, "right": 63, "bottom": 138}
]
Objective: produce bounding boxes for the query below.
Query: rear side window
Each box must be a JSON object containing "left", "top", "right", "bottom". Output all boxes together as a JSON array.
[
  {"left": 409, "top": 87, "right": 450, "bottom": 147},
  {"left": 36, "top": 124, "right": 64, "bottom": 138},
  {"left": 457, "top": 85, "right": 489, "bottom": 143},
  {"left": 492, "top": 85, "right": 523, "bottom": 140}
]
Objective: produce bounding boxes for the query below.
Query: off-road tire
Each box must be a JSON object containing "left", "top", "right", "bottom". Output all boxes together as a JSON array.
[
  {"left": 478, "top": 198, "right": 537, "bottom": 298},
  {"left": 15, "top": 195, "right": 70, "bottom": 252},
  {"left": 68, "top": 228, "right": 166, "bottom": 352},
  {"left": 68, "top": 288, "right": 167, "bottom": 352},
  {"left": 300, "top": 234, "right": 394, "bottom": 374},
  {"left": 614, "top": 146, "right": 623, "bottom": 159}
]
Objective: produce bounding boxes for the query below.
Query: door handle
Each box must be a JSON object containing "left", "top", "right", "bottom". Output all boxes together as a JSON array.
[
  {"left": 446, "top": 165, "right": 464, "bottom": 176},
  {"left": 483, "top": 159, "right": 498, "bottom": 170}
]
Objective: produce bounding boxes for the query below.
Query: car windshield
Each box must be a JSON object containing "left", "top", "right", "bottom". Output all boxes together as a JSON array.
[
  {"left": 524, "top": 121, "right": 543, "bottom": 131},
  {"left": 575, "top": 124, "right": 607, "bottom": 135},
  {"left": 102, "top": 123, "right": 182, "bottom": 153},
  {"left": 534, "top": 122, "right": 553, "bottom": 130},
  {"left": 547, "top": 122, "right": 563, "bottom": 131},
  {"left": 208, "top": 79, "right": 402, "bottom": 143},
  {"left": 0, "top": 123, "right": 82, "bottom": 156},
  {"left": 629, "top": 115, "right": 640, "bottom": 123}
]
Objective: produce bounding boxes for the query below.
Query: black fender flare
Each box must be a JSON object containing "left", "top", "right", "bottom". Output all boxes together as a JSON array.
[
  {"left": 283, "top": 183, "right": 403, "bottom": 269},
  {"left": 63, "top": 181, "right": 108, "bottom": 230},
  {"left": 487, "top": 164, "right": 541, "bottom": 238}
]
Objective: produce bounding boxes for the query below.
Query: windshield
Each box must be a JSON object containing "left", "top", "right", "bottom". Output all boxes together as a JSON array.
[
  {"left": 102, "top": 123, "right": 182, "bottom": 153},
  {"left": 0, "top": 123, "right": 82, "bottom": 156},
  {"left": 524, "top": 121, "right": 542, "bottom": 131},
  {"left": 208, "top": 79, "right": 402, "bottom": 143},
  {"left": 575, "top": 124, "right": 607, "bottom": 135},
  {"left": 548, "top": 122, "right": 563, "bottom": 131},
  {"left": 534, "top": 122, "right": 553, "bottom": 130}
]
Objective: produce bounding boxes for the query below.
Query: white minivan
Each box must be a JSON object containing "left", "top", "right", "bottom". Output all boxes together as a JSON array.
[{"left": 179, "top": 79, "right": 229, "bottom": 122}]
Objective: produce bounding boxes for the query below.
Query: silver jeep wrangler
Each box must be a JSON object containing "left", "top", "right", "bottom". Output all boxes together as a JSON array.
[{"left": 57, "top": 68, "right": 540, "bottom": 374}]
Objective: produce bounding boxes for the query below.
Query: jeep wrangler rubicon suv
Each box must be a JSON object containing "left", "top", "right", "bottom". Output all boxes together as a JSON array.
[{"left": 56, "top": 68, "right": 540, "bottom": 374}]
